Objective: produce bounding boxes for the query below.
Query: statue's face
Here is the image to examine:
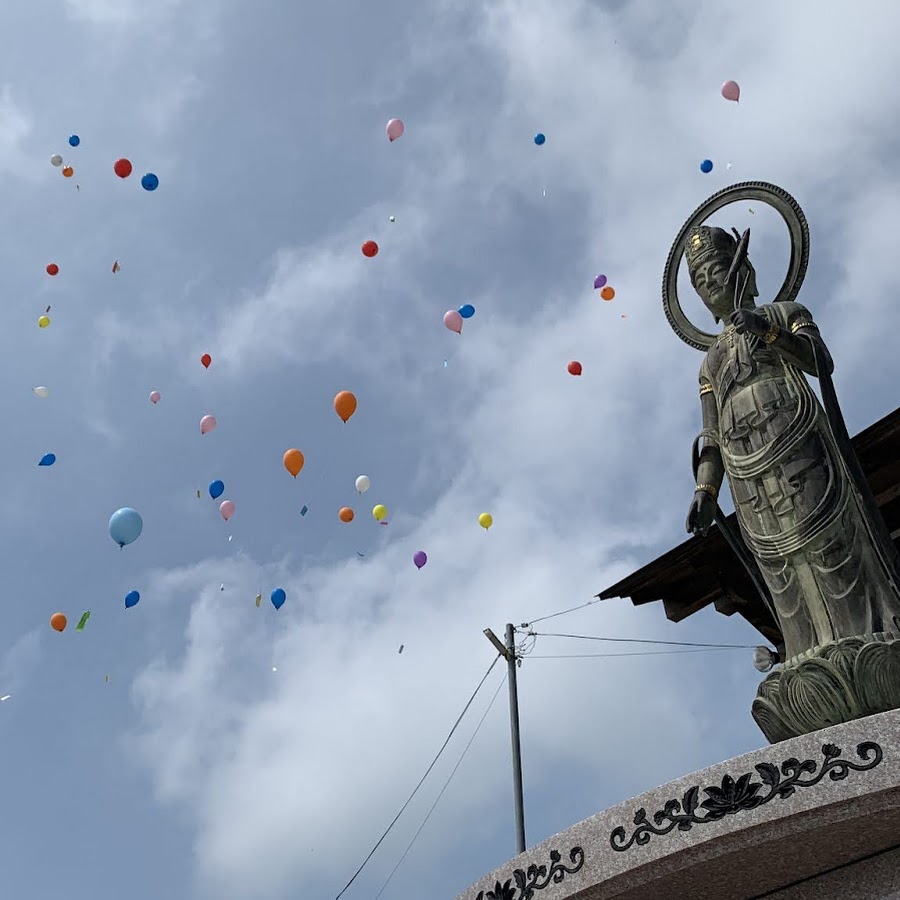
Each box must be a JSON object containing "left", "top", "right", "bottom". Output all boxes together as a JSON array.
[{"left": 690, "top": 254, "right": 735, "bottom": 319}]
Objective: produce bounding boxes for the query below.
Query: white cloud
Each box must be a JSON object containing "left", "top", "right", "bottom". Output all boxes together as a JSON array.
[{"left": 0, "top": 86, "right": 33, "bottom": 178}]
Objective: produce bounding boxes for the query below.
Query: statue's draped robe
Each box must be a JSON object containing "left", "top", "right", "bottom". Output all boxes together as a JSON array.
[{"left": 699, "top": 301, "right": 900, "bottom": 662}]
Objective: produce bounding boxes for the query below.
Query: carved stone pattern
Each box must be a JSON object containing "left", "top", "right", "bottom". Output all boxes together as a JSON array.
[
  {"left": 473, "top": 847, "right": 585, "bottom": 900},
  {"left": 609, "top": 741, "right": 882, "bottom": 852}
]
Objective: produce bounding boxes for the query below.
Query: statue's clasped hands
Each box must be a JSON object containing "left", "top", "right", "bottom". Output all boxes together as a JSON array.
[{"left": 729, "top": 308, "right": 768, "bottom": 336}]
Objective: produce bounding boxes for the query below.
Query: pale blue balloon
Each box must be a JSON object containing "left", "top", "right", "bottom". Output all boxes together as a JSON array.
[
  {"left": 109, "top": 507, "right": 143, "bottom": 547},
  {"left": 271, "top": 588, "right": 286, "bottom": 610}
]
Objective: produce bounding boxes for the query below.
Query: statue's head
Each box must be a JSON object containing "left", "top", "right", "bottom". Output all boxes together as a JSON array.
[{"left": 685, "top": 225, "right": 758, "bottom": 323}]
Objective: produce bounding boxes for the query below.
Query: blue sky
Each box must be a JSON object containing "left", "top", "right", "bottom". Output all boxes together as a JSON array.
[{"left": 1, "top": 0, "right": 899, "bottom": 898}]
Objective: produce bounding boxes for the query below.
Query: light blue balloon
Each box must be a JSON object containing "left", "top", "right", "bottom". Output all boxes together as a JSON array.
[
  {"left": 458, "top": 303, "right": 475, "bottom": 319},
  {"left": 125, "top": 590, "right": 140, "bottom": 609},
  {"left": 109, "top": 507, "right": 143, "bottom": 547},
  {"left": 68, "top": 134, "right": 80, "bottom": 147},
  {"left": 271, "top": 588, "right": 286, "bottom": 610},
  {"left": 141, "top": 172, "right": 159, "bottom": 191},
  {"left": 209, "top": 479, "right": 225, "bottom": 499},
  {"left": 38, "top": 453, "right": 56, "bottom": 466}
]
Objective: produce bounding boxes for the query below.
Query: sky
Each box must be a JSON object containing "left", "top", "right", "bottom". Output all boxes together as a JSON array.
[{"left": 0, "top": 0, "right": 899, "bottom": 898}]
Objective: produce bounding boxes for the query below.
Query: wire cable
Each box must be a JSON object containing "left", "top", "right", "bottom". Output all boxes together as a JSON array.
[
  {"left": 373, "top": 671, "right": 508, "bottom": 898},
  {"left": 528, "top": 647, "right": 743, "bottom": 659},
  {"left": 520, "top": 597, "right": 601, "bottom": 627},
  {"left": 526, "top": 630, "right": 759, "bottom": 649},
  {"left": 334, "top": 653, "right": 502, "bottom": 900}
]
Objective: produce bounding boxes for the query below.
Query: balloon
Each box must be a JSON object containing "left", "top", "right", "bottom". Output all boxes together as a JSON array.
[
  {"left": 593, "top": 274, "right": 607, "bottom": 289},
  {"left": 124, "top": 590, "right": 140, "bottom": 609},
  {"left": 219, "top": 499, "right": 234, "bottom": 521},
  {"left": 721, "top": 80, "right": 740, "bottom": 102},
  {"left": 200, "top": 353, "right": 212, "bottom": 368},
  {"left": 362, "top": 240, "right": 379, "bottom": 257},
  {"left": 389, "top": 216, "right": 395, "bottom": 222},
  {"left": 38, "top": 316, "right": 50, "bottom": 328},
  {"left": 478, "top": 512, "right": 493, "bottom": 530},
  {"left": 458, "top": 303, "right": 475, "bottom": 319},
  {"left": 386, "top": 118, "right": 405, "bottom": 141},
  {"left": 339, "top": 506, "right": 354, "bottom": 522},
  {"left": 200, "top": 415, "right": 216, "bottom": 434},
  {"left": 68, "top": 134, "right": 80, "bottom": 147},
  {"left": 334, "top": 390, "right": 357, "bottom": 423},
  {"left": 600, "top": 286, "right": 615, "bottom": 301},
  {"left": 50, "top": 613, "right": 67, "bottom": 632},
  {"left": 114, "top": 158, "right": 132, "bottom": 178},
  {"left": 50, "top": 154, "right": 63, "bottom": 167},
  {"left": 413, "top": 550, "right": 427, "bottom": 569},
  {"left": 443, "top": 310, "right": 463, "bottom": 334},
  {"left": 62, "top": 166, "right": 74, "bottom": 178},
  {"left": 109, "top": 507, "right": 143, "bottom": 547},
  {"left": 355, "top": 474, "right": 370, "bottom": 493},
  {"left": 700, "top": 159, "right": 713, "bottom": 173},
  {"left": 372, "top": 504, "right": 387, "bottom": 521},
  {"left": 567, "top": 361, "right": 582, "bottom": 376},
  {"left": 149, "top": 390, "right": 160, "bottom": 404},
  {"left": 46, "top": 263, "right": 59, "bottom": 276},
  {"left": 76, "top": 611, "right": 90, "bottom": 631},
  {"left": 271, "top": 588, "right": 286, "bottom": 610},
  {"left": 141, "top": 173, "right": 159, "bottom": 191},
  {"left": 283, "top": 448, "right": 304, "bottom": 477},
  {"left": 32, "top": 386, "right": 48, "bottom": 398},
  {"left": 209, "top": 480, "right": 224, "bottom": 499},
  {"left": 38, "top": 453, "right": 56, "bottom": 466},
  {"left": 534, "top": 132, "right": 546, "bottom": 145}
]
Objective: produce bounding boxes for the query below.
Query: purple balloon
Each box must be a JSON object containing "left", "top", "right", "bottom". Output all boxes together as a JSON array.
[
  {"left": 413, "top": 550, "right": 427, "bottom": 569},
  {"left": 593, "top": 274, "right": 607, "bottom": 289}
]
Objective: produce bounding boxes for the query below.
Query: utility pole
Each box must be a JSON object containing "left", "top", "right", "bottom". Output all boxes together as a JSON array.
[{"left": 484, "top": 623, "right": 526, "bottom": 854}]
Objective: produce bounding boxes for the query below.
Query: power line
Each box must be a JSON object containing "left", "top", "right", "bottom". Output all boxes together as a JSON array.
[
  {"left": 374, "top": 671, "right": 508, "bottom": 898},
  {"left": 520, "top": 597, "right": 601, "bottom": 627},
  {"left": 526, "top": 630, "right": 759, "bottom": 649},
  {"left": 334, "top": 653, "right": 502, "bottom": 900},
  {"left": 527, "top": 647, "right": 743, "bottom": 659}
]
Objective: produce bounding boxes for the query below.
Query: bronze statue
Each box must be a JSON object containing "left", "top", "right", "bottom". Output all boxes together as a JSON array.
[{"left": 662, "top": 182, "right": 900, "bottom": 743}]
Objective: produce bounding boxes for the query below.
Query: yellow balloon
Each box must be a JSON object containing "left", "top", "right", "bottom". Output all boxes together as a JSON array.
[
  {"left": 372, "top": 504, "right": 387, "bottom": 521},
  {"left": 38, "top": 315, "right": 50, "bottom": 328},
  {"left": 478, "top": 512, "right": 493, "bottom": 530}
]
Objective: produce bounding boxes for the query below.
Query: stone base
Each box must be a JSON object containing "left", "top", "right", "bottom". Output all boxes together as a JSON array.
[
  {"left": 752, "top": 632, "right": 900, "bottom": 744},
  {"left": 456, "top": 709, "right": 900, "bottom": 900}
]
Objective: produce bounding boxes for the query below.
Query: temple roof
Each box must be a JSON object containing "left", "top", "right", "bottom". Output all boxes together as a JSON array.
[{"left": 596, "top": 406, "right": 900, "bottom": 651}]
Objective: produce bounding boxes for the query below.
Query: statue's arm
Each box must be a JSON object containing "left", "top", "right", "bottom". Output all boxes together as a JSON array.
[
  {"left": 765, "top": 312, "right": 834, "bottom": 377},
  {"left": 695, "top": 382, "right": 725, "bottom": 495}
]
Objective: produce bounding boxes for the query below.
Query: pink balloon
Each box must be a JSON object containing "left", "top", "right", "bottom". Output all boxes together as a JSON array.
[
  {"left": 200, "top": 415, "right": 216, "bottom": 434},
  {"left": 386, "top": 118, "right": 405, "bottom": 142},
  {"left": 443, "top": 310, "right": 463, "bottom": 334},
  {"left": 219, "top": 499, "right": 234, "bottom": 521},
  {"left": 721, "top": 80, "right": 740, "bottom": 102},
  {"left": 149, "top": 391, "right": 160, "bottom": 404}
]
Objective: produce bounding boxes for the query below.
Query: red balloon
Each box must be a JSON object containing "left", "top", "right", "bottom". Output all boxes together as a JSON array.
[
  {"left": 201, "top": 353, "right": 211, "bottom": 369},
  {"left": 361, "top": 240, "right": 379, "bottom": 258},
  {"left": 46, "top": 263, "right": 59, "bottom": 276},
  {"left": 114, "top": 158, "right": 133, "bottom": 178},
  {"left": 567, "top": 360, "right": 582, "bottom": 376}
]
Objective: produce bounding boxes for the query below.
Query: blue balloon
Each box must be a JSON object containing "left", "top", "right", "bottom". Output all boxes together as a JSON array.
[
  {"left": 68, "top": 134, "right": 80, "bottom": 147},
  {"left": 458, "top": 303, "right": 475, "bottom": 319},
  {"left": 700, "top": 159, "right": 713, "bottom": 173},
  {"left": 125, "top": 590, "right": 140, "bottom": 609},
  {"left": 534, "top": 133, "right": 546, "bottom": 145},
  {"left": 141, "top": 173, "right": 159, "bottom": 191},
  {"left": 109, "top": 507, "right": 143, "bottom": 547},
  {"left": 38, "top": 453, "right": 56, "bottom": 466},
  {"left": 270, "top": 588, "right": 286, "bottom": 610},
  {"left": 209, "top": 479, "right": 225, "bottom": 499}
]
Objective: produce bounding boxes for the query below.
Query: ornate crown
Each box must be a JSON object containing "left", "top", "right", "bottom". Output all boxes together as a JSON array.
[{"left": 685, "top": 225, "right": 737, "bottom": 269}]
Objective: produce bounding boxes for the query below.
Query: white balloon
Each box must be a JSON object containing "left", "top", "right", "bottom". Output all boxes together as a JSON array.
[
  {"left": 355, "top": 474, "right": 371, "bottom": 493},
  {"left": 32, "top": 386, "right": 49, "bottom": 398},
  {"left": 50, "top": 154, "right": 63, "bottom": 167}
]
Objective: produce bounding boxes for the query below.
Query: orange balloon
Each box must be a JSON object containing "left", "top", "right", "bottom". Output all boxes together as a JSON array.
[
  {"left": 339, "top": 507, "right": 355, "bottom": 522},
  {"left": 333, "top": 390, "right": 357, "bottom": 423},
  {"left": 283, "top": 448, "right": 304, "bottom": 477},
  {"left": 50, "top": 613, "right": 67, "bottom": 632},
  {"left": 600, "top": 286, "right": 615, "bottom": 301},
  {"left": 62, "top": 166, "right": 74, "bottom": 178}
]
